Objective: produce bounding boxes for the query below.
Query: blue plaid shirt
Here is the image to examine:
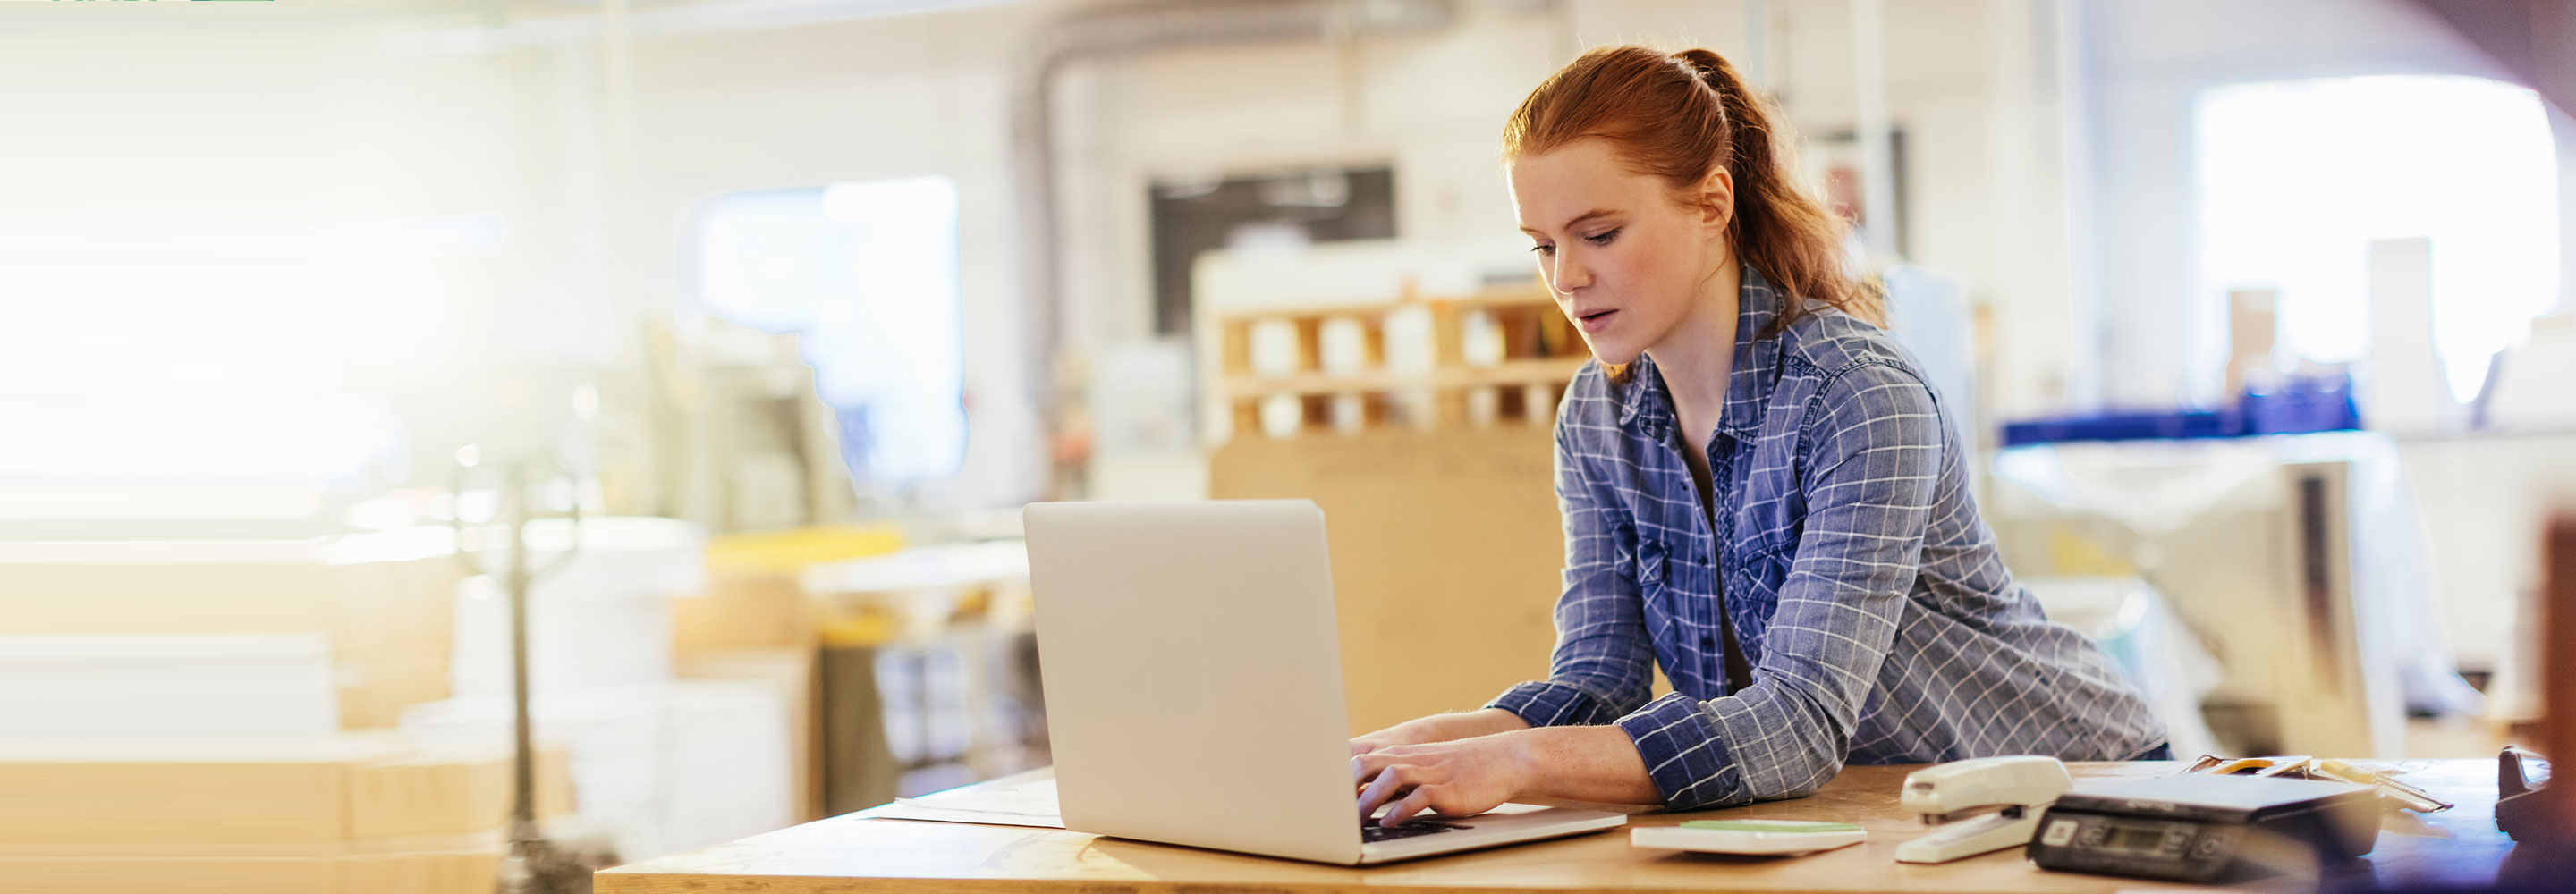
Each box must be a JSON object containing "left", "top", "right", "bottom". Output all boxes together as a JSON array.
[{"left": 1487, "top": 268, "right": 2164, "bottom": 811}]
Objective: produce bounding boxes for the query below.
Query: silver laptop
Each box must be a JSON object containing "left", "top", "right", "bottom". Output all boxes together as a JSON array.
[{"left": 1023, "top": 499, "right": 1628, "bottom": 864}]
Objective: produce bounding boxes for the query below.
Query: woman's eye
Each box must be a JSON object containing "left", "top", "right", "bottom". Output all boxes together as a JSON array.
[
  {"left": 1584, "top": 228, "right": 1620, "bottom": 245},
  {"left": 1530, "top": 243, "right": 1555, "bottom": 256}
]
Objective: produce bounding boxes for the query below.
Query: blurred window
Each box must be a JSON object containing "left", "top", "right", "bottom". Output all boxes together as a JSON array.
[
  {"left": 0, "top": 218, "right": 490, "bottom": 486},
  {"left": 687, "top": 177, "right": 966, "bottom": 488},
  {"left": 2195, "top": 75, "right": 2561, "bottom": 401}
]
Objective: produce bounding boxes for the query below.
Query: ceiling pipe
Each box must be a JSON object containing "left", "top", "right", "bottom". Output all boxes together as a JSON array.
[
  {"left": 1009, "top": 0, "right": 1455, "bottom": 451},
  {"left": 2407, "top": 0, "right": 2576, "bottom": 119}
]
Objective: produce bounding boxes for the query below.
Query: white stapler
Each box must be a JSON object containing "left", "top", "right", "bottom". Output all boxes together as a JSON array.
[{"left": 1893, "top": 755, "right": 2074, "bottom": 864}]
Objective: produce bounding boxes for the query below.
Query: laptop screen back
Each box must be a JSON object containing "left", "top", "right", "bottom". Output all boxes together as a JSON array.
[{"left": 1024, "top": 500, "right": 1360, "bottom": 863}]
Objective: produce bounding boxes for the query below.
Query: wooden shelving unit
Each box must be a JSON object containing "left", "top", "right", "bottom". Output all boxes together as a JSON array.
[{"left": 1199, "top": 284, "right": 1590, "bottom": 442}]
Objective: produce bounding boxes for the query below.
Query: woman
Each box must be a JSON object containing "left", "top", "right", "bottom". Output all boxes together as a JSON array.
[{"left": 1350, "top": 45, "right": 2165, "bottom": 825}]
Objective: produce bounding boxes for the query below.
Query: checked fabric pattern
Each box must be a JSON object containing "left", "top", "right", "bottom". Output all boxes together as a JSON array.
[{"left": 1487, "top": 268, "right": 2165, "bottom": 811}]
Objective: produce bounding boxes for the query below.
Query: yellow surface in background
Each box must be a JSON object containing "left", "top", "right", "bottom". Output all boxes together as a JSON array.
[
  {"left": 2046, "top": 528, "right": 2138, "bottom": 578},
  {"left": 706, "top": 526, "right": 905, "bottom": 575}
]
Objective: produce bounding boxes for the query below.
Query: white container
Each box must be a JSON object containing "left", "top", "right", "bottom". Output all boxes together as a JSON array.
[
  {"left": 1460, "top": 309, "right": 1505, "bottom": 367},
  {"left": 1383, "top": 306, "right": 1435, "bottom": 375},
  {"left": 1329, "top": 393, "right": 1368, "bottom": 433},
  {"left": 1521, "top": 383, "right": 1556, "bottom": 424},
  {"left": 661, "top": 679, "right": 793, "bottom": 853},
  {"left": 449, "top": 574, "right": 671, "bottom": 696},
  {"left": 1464, "top": 385, "right": 1500, "bottom": 427},
  {"left": 1318, "top": 317, "right": 1369, "bottom": 374},
  {"left": 1258, "top": 393, "right": 1304, "bottom": 438},
  {"left": 1248, "top": 319, "right": 1301, "bottom": 377},
  {"left": 400, "top": 679, "right": 789, "bottom": 861},
  {"left": 447, "top": 517, "right": 704, "bottom": 698}
]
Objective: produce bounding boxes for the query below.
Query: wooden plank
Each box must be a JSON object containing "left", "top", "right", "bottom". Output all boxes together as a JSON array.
[{"left": 1223, "top": 359, "right": 1584, "bottom": 401}]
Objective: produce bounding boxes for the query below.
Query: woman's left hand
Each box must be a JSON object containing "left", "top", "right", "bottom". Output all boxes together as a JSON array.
[{"left": 1352, "top": 733, "right": 1532, "bottom": 826}]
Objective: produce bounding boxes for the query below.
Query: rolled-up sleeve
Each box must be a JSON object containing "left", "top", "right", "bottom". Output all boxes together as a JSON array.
[
  {"left": 1614, "top": 361, "right": 1940, "bottom": 810},
  {"left": 1486, "top": 418, "right": 1657, "bottom": 727}
]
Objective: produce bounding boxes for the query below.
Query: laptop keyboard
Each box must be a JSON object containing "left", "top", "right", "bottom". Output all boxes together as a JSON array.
[{"left": 1361, "top": 818, "right": 1469, "bottom": 843}]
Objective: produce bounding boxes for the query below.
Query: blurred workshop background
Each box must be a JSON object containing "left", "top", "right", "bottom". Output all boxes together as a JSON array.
[{"left": 2, "top": 0, "right": 2572, "bottom": 890}]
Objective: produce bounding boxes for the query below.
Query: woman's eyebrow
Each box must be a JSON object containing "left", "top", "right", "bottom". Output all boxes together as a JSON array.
[{"left": 1519, "top": 208, "right": 1622, "bottom": 235}]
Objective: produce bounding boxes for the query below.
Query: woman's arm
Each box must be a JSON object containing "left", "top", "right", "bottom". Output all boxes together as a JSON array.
[
  {"left": 1348, "top": 707, "right": 1529, "bottom": 756},
  {"left": 1480, "top": 411, "right": 1660, "bottom": 727}
]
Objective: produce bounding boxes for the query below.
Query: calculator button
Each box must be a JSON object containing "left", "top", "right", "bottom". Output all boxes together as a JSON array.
[
  {"left": 2161, "top": 827, "right": 2193, "bottom": 855},
  {"left": 2040, "top": 819, "right": 2079, "bottom": 848}
]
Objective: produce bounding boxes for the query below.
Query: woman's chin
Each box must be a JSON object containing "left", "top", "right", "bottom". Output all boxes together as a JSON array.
[{"left": 1584, "top": 342, "right": 1643, "bottom": 367}]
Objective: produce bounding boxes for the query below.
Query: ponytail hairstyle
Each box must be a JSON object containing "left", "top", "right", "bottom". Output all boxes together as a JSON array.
[{"left": 1504, "top": 45, "right": 1884, "bottom": 342}]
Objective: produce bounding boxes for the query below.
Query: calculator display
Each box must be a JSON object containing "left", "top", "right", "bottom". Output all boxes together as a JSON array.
[{"left": 2106, "top": 824, "right": 2167, "bottom": 854}]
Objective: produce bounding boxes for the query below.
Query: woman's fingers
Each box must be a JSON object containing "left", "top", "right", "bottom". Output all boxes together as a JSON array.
[
  {"left": 1355, "top": 763, "right": 1419, "bottom": 818},
  {"left": 1380, "top": 785, "right": 1443, "bottom": 827},
  {"left": 1352, "top": 748, "right": 1419, "bottom": 782}
]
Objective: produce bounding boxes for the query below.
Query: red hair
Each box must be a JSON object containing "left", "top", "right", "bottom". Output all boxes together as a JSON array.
[{"left": 1504, "top": 46, "right": 1883, "bottom": 340}]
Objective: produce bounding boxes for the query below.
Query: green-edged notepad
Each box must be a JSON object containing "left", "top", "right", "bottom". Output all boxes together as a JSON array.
[{"left": 1631, "top": 818, "right": 1868, "bottom": 855}]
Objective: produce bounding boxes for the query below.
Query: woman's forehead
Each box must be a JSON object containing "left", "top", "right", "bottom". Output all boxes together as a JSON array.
[{"left": 1510, "top": 139, "right": 1659, "bottom": 229}]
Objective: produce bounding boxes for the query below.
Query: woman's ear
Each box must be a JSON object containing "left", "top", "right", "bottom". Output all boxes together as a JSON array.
[{"left": 1698, "top": 167, "right": 1735, "bottom": 235}]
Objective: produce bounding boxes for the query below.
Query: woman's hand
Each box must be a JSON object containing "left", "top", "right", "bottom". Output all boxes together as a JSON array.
[
  {"left": 1357, "top": 724, "right": 1665, "bottom": 822},
  {"left": 1352, "top": 733, "right": 1534, "bottom": 827},
  {"left": 1349, "top": 708, "right": 1530, "bottom": 757}
]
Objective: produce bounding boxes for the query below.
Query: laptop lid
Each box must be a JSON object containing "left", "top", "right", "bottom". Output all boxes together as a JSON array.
[{"left": 1025, "top": 500, "right": 1360, "bottom": 864}]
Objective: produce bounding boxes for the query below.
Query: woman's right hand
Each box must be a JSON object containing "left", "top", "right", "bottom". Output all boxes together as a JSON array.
[{"left": 1349, "top": 708, "right": 1530, "bottom": 757}]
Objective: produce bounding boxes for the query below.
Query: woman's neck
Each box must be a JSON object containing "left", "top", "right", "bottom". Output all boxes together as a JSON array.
[{"left": 1647, "top": 259, "right": 1744, "bottom": 437}]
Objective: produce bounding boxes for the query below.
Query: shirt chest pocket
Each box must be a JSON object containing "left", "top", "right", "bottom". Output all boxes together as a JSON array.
[
  {"left": 1627, "top": 535, "right": 1728, "bottom": 615},
  {"left": 1621, "top": 536, "right": 1698, "bottom": 676},
  {"left": 1624, "top": 536, "right": 1672, "bottom": 590}
]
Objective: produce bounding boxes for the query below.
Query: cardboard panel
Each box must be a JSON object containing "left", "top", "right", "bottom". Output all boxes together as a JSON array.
[
  {"left": 347, "top": 744, "right": 575, "bottom": 839},
  {"left": 0, "top": 738, "right": 571, "bottom": 854},
  {"left": 338, "top": 658, "right": 453, "bottom": 730},
  {"left": 674, "top": 571, "right": 815, "bottom": 654},
  {"left": 0, "top": 741, "right": 377, "bottom": 848},
  {"left": 0, "top": 849, "right": 500, "bottom": 894},
  {"left": 1209, "top": 427, "right": 1563, "bottom": 736}
]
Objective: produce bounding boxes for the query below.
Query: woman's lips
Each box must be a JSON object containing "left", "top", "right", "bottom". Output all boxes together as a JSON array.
[{"left": 1577, "top": 309, "right": 1618, "bottom": 333}]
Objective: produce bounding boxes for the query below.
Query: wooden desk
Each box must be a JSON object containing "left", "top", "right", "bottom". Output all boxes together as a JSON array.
[{"left": 597, "top": 759, "right": 2517, "bottom": 893}]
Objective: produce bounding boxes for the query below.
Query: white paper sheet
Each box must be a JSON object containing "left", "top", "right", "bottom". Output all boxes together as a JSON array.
[{"left": 860, "top": 771, "right": 1063, "bottom": 829}]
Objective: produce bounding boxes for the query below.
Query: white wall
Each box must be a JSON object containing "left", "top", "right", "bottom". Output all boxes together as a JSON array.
[
  {"left": 618, "top": 4, "right": 1048, "bottom": 509},
  {"left": 2066, "top": 0, "right": 2576, "bottom": 678},
  {"left": 2076, "top": 0, "right": 2535, "bottom": 409}
]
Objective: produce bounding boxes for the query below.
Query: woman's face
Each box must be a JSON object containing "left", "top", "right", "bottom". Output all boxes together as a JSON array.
[{"left": 1508, "top": 138, "right": 1731, "bottom": 366}]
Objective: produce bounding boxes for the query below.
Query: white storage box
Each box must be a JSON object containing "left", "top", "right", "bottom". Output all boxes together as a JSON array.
[
  {"left": 447, "top": 517, "right": 704, "bottom": 698},
  {"left": 0, "top": 634, "right": 338, "bottom": 739},
  {"left": 398, "top": 679, "right": 788, "bottom": 861}
]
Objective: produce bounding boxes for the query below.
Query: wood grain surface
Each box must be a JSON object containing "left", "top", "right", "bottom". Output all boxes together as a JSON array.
[{"left": 596, "top": 758, "right": 2520, "bottom": 893}]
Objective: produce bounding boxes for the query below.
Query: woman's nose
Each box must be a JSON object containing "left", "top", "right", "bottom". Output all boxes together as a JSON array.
[{"left": 1550, "top": 247, "right": 1590, "bottom": 292}]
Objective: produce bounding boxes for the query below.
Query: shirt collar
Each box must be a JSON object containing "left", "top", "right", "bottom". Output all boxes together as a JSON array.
[{"left": 1614, "top": 266, "right": 1786, "bottom": 443}]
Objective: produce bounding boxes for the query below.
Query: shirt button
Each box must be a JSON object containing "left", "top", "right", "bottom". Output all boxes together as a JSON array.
[{"left": 1699, "top": 636, "right": 1716, "bottom": 649}]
